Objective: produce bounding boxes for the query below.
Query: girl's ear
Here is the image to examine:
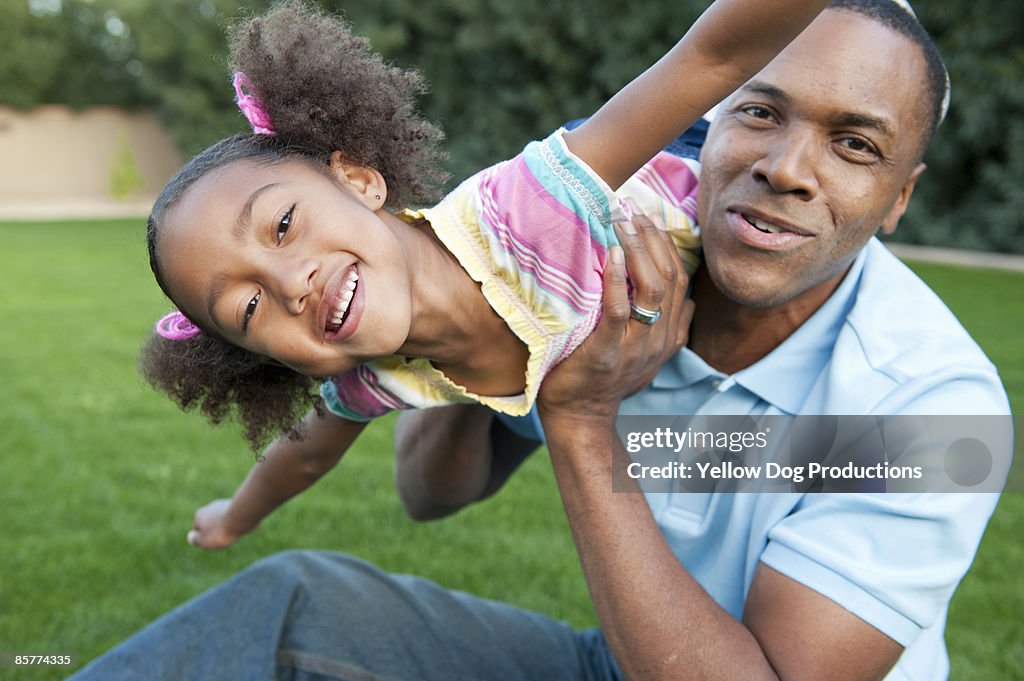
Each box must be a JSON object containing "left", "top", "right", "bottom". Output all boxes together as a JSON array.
[{"left": 327, "top": 150, "right": 388, "bottom": 210}]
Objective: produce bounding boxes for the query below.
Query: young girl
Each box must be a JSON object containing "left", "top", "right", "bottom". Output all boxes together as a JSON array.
[{"left": 142, "top": 0, "right": 827, "bottom": 549}]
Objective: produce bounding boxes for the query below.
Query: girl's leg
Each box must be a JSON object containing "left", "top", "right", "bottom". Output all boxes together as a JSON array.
[{"left": 69, "top": 550, "right": 618, "bottom": 681}]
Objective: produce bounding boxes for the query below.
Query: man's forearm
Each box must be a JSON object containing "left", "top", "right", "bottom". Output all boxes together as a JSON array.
[
  {"left": 394, "top": 405, "right": 539, "bottom": 520},
  {"left": 394, "top": 406, "right": 495, "bottom": 520},
  {"left": 543, "top": 412, "right": 780, "bottom": 681}
]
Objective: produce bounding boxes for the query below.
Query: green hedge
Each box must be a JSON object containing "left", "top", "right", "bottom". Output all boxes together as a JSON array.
[{"left": 3, "top": 0, "right": 1021, "bottom": 252}]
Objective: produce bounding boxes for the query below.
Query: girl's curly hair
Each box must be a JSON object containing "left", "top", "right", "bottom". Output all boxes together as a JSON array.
[
  {"left": 139, "top": 331, "right": 320, "bottom": 451},
  {"left": 228, "top": 0, "right": 448, "bottom": 207},
  {"left": 141, "top": 1, "right": 448, "bottom": 451}
]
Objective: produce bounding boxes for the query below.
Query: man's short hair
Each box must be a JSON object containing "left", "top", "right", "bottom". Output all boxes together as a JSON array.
[{"left": 829, "top": 0, "right": 949, "bottom": 152}]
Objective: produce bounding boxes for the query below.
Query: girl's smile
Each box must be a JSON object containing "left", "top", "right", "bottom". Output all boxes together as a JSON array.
[{"left": 322, "top": 264, "right": 363, "bottom": 340}]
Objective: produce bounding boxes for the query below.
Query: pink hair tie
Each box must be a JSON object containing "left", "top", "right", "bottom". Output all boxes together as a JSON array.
[
  {"left": 156, "top": 311, "right": 202, "bottom": 341},
  {"left": 232, "top": 72, "right": 276, "bottom": 135}
]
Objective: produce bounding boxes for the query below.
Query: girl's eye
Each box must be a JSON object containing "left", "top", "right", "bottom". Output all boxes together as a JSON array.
[
  {"left": 243, "top": 292, "right": 260, "bottom": 332},
  {"left": 276, "top": 206, "right": 294, "bottom": 244}
]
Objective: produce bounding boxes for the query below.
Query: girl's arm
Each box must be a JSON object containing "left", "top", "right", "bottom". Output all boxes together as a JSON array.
[
  {"left": 188, "top": 408, "right": 366, "bottom": 550},
  {"left": 564, "top": 0, "right": 830, "bottom": 189}
]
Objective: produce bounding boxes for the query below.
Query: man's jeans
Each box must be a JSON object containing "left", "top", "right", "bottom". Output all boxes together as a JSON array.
[{"left": 69, "top": 551, "right": 622, "bottom": 681}]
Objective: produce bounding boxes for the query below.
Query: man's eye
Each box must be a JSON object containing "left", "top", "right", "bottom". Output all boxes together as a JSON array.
[
  {"left": 276, "top": 206, "right": 294, "bottom": 243},
  {"left": 838, "top": 137, "right": 880, "bottom": 158},
  {"left": 742, "top": 105, "right": 773, "bottom": 120},
  {"left": 243, "top": 292, "right": 260, "bottom": 331}
]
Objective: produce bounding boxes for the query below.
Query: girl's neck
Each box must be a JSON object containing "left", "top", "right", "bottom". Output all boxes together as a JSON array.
[{"left": 388, "top": 213, "right": 529, "bottom": 396}]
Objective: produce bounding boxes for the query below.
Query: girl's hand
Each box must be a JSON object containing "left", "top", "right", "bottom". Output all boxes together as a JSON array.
[{"left": 187, "top": 499, "right": 252, "bottom": 551}]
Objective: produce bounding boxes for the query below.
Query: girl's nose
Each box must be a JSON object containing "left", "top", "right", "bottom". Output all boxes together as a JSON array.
[{"left": 271, "top": 257, "right": 319, "bottom": 315}]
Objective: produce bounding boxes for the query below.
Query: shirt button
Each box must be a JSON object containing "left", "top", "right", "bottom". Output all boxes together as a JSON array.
[{"left": 710, "top": 378, "right": 722, "bottom": 389}]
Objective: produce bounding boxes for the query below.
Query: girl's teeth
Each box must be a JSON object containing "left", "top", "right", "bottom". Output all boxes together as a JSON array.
[{"left": 327, "top": 270, "right": 359, "bottom": 332}]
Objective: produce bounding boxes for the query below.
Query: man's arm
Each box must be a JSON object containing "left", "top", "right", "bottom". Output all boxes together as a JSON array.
[
  {"left": 393, "top": 404, "right": 539, "bottom": 520},
  {"left": 536, "top": 213, "right": 903, "bottom": 681},
  {"left": 391, "top": 211, "right": 691, "bottom": 521}
]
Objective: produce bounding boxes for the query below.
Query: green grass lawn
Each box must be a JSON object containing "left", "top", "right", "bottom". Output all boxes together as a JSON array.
[{"left": 0, "top": 220, "right": 1020, "bottom": 679}]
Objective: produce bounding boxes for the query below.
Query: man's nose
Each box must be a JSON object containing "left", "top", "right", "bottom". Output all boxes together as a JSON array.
[
  {"left": 749, "top": 132, "right": 819, "bottom": 200},
  {"left": 270, "top": 257, "right": 319, "bottom": 315}
]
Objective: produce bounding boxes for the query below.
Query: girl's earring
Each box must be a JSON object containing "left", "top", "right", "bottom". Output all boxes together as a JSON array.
[{"left": 375, "top": 194, "right": 381, "bottom": 200}]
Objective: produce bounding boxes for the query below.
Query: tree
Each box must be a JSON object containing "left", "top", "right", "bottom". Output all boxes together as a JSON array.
[
  {"left": 115, "top": 0, "right": 271, "bottom": 154},
  {"left": 0, "top": 0, "right": 74, "bottom": 108},
  {"left": 898, "top": 0, "right": 1024, "bottom": 253},
  {"left": 5, "top": 0, "right": 1021, "bottom": 253},
  {"left": 0, "top": 0, "right": 143, "bottom": 110}
]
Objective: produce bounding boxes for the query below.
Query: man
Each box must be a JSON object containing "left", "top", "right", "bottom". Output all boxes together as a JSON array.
[
  {"left": 71, "top": 2, "right": 1009, "bottom": 679},
  {"left": 395, "top": 1, "right": 1009, "bottom": 679}
]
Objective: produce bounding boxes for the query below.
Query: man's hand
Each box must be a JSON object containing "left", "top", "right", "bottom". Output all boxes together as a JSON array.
[
  {"left": 535, "top": 210, "right": 902, "bottom": 681},
  {"left": 538, "top": 205, "right": 694, "bottom": 424}
]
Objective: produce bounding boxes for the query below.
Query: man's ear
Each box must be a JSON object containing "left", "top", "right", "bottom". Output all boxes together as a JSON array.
[
  {"left": 327, "top": 150, "right": 388, "bottom": 210},
  {"left": 880, "top": 162, "right": 926, "bottom": 235}
]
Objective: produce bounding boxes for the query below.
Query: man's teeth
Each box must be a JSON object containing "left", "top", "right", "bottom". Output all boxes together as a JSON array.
[
  {"left": 328, "top": 270, "right": 359, "bottom": 329},
  {"left": 748, "top": 216, "right": 784, "bottom": 234}
]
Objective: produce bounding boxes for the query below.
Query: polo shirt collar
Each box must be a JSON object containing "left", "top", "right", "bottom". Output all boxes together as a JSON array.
[{"left": 653, "top": 245, "right": 869, "bottom": 414}]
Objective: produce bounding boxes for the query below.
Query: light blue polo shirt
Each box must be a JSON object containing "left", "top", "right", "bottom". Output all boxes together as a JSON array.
[{"left": 500, "top": 238, "right": 1010, "bottom": 680}]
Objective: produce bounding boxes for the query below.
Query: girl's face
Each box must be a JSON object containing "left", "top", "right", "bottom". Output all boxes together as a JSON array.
[{"left": 157, "top": 155, "right": 415, "bottom": 379}]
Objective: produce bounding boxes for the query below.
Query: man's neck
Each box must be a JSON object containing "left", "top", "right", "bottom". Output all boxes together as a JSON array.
[{"left": 687, "top": 266, "right": 843, "bottom": 375}]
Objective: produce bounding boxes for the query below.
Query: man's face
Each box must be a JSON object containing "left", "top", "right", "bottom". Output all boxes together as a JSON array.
[{"left": 697, "top": 10, "right": 928, "bottom": 310}]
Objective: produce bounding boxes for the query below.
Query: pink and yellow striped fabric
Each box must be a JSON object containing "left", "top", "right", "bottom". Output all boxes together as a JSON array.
[{"left": 322, "top": 129, "right": 701, "bottom": 421}]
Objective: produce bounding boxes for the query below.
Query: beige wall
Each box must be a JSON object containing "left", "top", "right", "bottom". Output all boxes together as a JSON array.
[{"left": 0, "top": 104, "right": 183, "bottom": 218}]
